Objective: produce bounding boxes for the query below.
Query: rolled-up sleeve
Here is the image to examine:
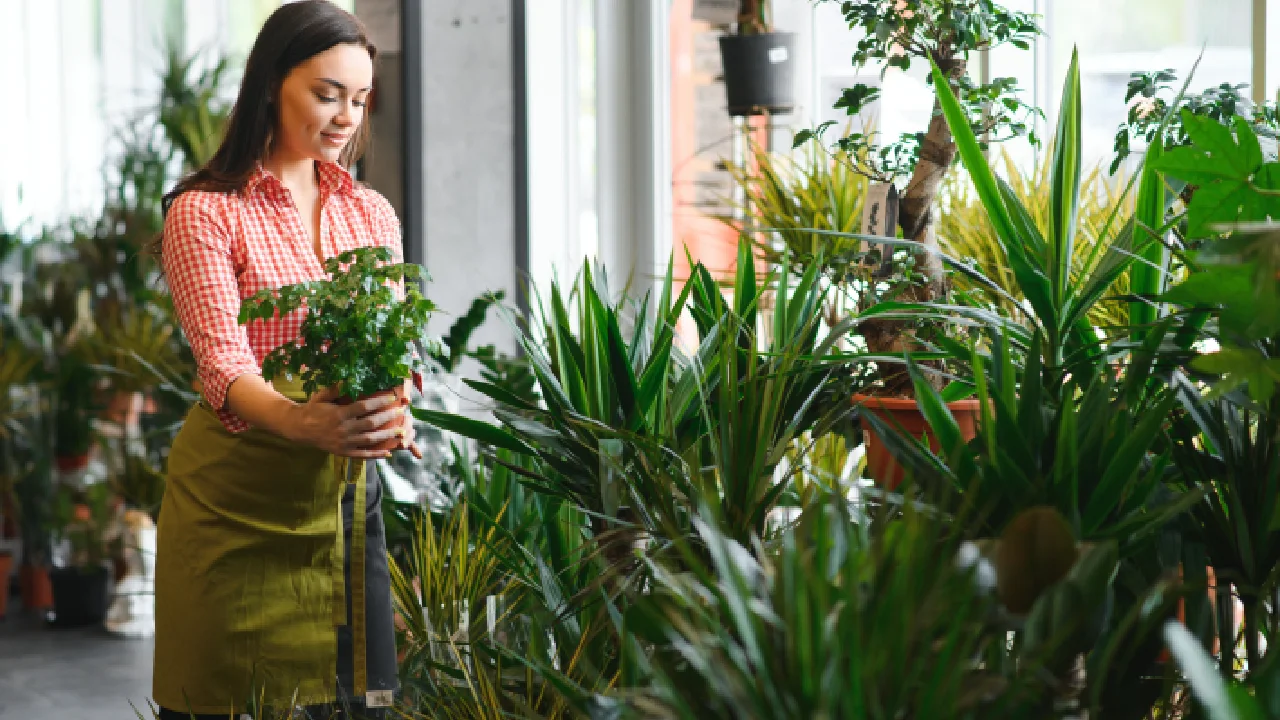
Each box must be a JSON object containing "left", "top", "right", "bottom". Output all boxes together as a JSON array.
[{"left": 162, "top": 192, "right": 261, "bottom": 429}]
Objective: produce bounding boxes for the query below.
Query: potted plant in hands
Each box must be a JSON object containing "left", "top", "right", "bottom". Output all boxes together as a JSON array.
[
  {"left": 718, "top": 0, "right": 797, "bottom": 116},
  {"left": 48, "top": 480, "right": 117, "bottom": 627},
  {"left": 239, "top": 246, "right": 439, "bottom": 461}
]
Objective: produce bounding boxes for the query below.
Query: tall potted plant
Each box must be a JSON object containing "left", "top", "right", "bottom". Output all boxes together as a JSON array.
[
  {"left": 718, "top": 0, "right": 797, "bottom": 116},
  {"left": 791, "top": 1, "right": 1042, "bottom": 485},
  {"left": 48, "top": 480, "right": 116, "bottom": 627}
]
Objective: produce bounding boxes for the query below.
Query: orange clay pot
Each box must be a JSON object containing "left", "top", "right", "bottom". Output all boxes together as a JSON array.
[
  {"left": 338, "top": 385, "right": 410, "bottom": 453},
  {"left": 854, "top": 394, "right": 982, "bottom": 490}
]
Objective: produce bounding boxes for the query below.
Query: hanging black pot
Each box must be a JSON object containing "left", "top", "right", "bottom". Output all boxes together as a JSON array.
[
  {"left": 48, "top": 565, "right": 111, "bottom": 628},
  {"left": 718, "top": 32, "right": 797, "bottom": 116}
]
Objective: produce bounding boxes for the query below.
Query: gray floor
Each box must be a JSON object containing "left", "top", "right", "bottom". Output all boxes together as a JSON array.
[{"left": 0, "top": 600, "right": 156, "bottom": 720}]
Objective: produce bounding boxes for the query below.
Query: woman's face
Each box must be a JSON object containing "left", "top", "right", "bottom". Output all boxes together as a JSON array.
[{"left": 273, "top": 42, "right": 374, "bottom": 164}]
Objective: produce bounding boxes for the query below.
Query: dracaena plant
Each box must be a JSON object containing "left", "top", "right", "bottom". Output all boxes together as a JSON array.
[
  {"left": 238, "top": 246, "right": 439, "bottom": 401},
  {"left": 617, "top": 494, "right": 1127, "bottom": 720},
  {"left": 864, "top": 332, "right": 1197, "bottom": 718},
  {"left": 856, "top": 49, "right": 1169, "bottom": 398}
]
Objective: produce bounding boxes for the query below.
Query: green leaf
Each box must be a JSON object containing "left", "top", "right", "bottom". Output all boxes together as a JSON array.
[
  {"left": 1162, "top": 264, "right": 1259, "bottom": 335},
  {"left": 412, "top": 408, "right": 536, "bottom": 455},
  {"left": 1130, "top": 133, "right": 1168, "bottom": 337},
  {"left": 930, "top": 58, "right": 1020, "bottom": 255},
  {"left": 1049, "top": 49, "right": 1083, "bottom": 312},
  {"left": 1164, "top": 621, "right": 1265, "bottom": 720}
]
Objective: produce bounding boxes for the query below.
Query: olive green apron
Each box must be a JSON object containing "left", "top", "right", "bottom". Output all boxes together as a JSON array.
[{"left": 153, "top": 378, "right": 369, "bottom": 714}]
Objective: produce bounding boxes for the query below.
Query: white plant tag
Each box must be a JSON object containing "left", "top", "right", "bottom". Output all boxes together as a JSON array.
[
  {"left": 768, "top": 46, "right": 789, "bottom": 64},
  {"left": 367, "top": 690, "right": 394, "bottom": 708}
]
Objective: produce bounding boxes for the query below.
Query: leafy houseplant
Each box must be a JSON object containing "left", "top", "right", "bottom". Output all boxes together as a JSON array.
[
  {"left": 1111, "top": 69, "right": 1280, "bottom": 175},
  {"left": 938, "top": 150, "right": 1135, "bottom": 329},
  {"left": 718, "top": 0, "right": 797, "bottom": 116},
  {"left": 1149, "top": 112, "right": 1280, "bottom": 684},
  {"left": 798, "top": 0, "right": 1042, "bottom": 391},
  {"left": 48, "top": 480, "right": 117, "bottom": 628},
  {"left": 238, "top": 247, "right": 438, "bottom": 453}
]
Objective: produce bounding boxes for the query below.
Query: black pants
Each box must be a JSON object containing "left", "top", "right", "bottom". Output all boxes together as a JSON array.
[{"left": 158, "top": 461, "right": 399, "bottom": 720}]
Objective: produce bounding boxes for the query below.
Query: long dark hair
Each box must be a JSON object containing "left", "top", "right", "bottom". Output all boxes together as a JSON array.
[{"left": 157, "top": 1, "right": 375, "bottom": 225}]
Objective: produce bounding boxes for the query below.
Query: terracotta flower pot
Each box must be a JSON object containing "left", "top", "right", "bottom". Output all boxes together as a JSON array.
[
  {"left": 854, "top": 394, "right": 983, "bottom": 489},
  {"left": 338, "top": 385, "right": 410, "bottom": 453},
  {"left": 55, "top": 454, "right": 91, "bottom": 474},
  {"left": 0, "top": 552, "right": 12, "bottom": 619},
  {"left": 19, "top": 563, "right": 53, "bottom": 612}
]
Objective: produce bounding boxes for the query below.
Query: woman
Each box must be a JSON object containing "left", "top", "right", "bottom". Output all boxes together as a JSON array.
[{"left": 154, "top": 2, "right": 413, "bottom": 717}]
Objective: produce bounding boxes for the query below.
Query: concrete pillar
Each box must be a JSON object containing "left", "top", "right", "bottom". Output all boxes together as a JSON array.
[{"left": 354, "top": 0, "right": 520, "bottom": 354}]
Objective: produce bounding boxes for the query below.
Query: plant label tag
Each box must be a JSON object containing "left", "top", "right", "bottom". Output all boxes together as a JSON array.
[
  {"left": 861, "top": 182, "right": 899, "bottom": 239},
  {"left": 366, "top": 690, "right": 394, "bottom": 708},
  {"left": 860, "top": 182, "right": 900, "bottom": 274},
  {"left": 768, "top": 46, "right": 789, "bottom": 64}
]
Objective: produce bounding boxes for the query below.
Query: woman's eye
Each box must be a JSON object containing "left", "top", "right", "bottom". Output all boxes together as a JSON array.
[
  {"left": 316, "top": 94, "right": 338, "bottom": 103},
  {"left": 353, "top": 101, "right": 366, "bottom": 108}
]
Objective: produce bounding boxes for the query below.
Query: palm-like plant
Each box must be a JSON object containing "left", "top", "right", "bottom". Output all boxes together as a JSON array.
[
  {"left": 852, "top": 50, "right": 1200, "bottom": 718},
  {"left": 724, "top": 137, "right": 867, "bottom": 273},
  {"left": 937, "top": 150, "right": 1135, "bottom": 329},
  {"left": 623, "top": 496, "right": 1086, "bottom": 720},
  {"left": 859, "top": 49, "right": 1162, "bottom": 398},
  {"left": 157, "top": 42, "right": 234, "bottom": 171}
]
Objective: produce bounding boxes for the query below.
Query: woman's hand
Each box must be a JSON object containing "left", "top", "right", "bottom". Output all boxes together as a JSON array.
[
  {"left": 288, "top": 388, "right": 408, "bottom": 459},
  {"left": 395, "top": 377, "right": 423, "bottom": 459}
]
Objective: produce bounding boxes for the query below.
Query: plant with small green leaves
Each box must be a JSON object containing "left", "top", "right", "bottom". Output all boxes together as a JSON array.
[
  {"left": 793, "top": 0, "right": 1043, "bottom": 390},
  {"left": 238, "top": 246, "right": 439, "bottom": 400},
  {"left": 1112, "top": 69, "right": 1280, "bottom": 175}
]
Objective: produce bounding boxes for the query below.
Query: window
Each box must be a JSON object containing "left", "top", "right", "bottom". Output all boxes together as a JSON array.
[
  {"left": 2, "top": 0, "right": 319, "bottom": 235},
  {"left": 524, "top": 0, "right": 599, "bottom": 296}
]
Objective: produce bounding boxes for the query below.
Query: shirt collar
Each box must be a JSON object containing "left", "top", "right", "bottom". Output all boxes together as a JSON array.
[{"left": 244, "top": 161, "right": 355, "bottom": 199}]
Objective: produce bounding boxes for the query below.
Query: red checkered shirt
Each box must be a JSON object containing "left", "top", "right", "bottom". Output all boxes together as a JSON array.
[{"left": 162, "top": 161, "right": 407, "bottom": 434}]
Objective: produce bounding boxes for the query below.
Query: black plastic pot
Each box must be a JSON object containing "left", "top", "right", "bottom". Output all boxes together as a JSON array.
[
  {"left": 718, "top": 32, "right": 797, "bottom": 116},
  {"left": 49, "top": 565, "right": 111, "bottom": 628}
]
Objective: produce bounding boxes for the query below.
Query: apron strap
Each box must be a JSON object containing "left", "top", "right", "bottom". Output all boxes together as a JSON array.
[{"left": 332, "top": 456, "right": 369, "bottom": 698}]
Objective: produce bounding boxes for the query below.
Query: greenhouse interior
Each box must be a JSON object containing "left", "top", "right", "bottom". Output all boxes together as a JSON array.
[{"left": 3, "top": 0, "right": 1280, "bottom": 718}]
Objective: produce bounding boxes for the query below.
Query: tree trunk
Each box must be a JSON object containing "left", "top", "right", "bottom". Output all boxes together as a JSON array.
[
  {"left": 899, "top": 55, "right": 965, "bottom": 301},
  {"left": 860, "top": 56, "right": 966, "bottom": 395}
]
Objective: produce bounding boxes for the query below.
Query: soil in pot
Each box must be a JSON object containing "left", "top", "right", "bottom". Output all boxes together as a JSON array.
[
  {"left": 854, "top": 394, "right": 982, "bottom": 489},
  {"left": 49, "top": 565, "right": 112, "bottom": 628}
]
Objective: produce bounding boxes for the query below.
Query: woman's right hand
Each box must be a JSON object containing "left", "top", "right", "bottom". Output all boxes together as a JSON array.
[{"left": 288, "top": 388, "right": 408, "bottom": 459}]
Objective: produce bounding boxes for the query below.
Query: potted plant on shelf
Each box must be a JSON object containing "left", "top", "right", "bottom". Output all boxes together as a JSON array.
[
  {"left": 239, "top": 246, "right": 438, "bottom": 461},
  {"left": 789, "top": 0, "right": 1042, "bottom": 487},
  {"left": 0, "top": 339, "right": 40, "bottom": 618},
  {"left": 718, "top": 0, "right": 797, "bottom": 117},
  {"left": 48, "top": 480, "right": 117, "bottom": 628}
]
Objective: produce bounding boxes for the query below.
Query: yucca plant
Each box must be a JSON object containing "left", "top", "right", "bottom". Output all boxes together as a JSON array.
[
  {"left": 683, "top": 241, "right": 859, "bottom": 542},
  {"left": 938, "top": 151, "right": 1135, "bottom": 329},
  {"left": 389, "top": 502, "right": 520, "bottom": 715},
  {"left": 724, "top": 136, "right": 867, "bottom": 273},
  {"left": 860, "top": 335, "right": 1194, "bottom": 717},
  {"left": 157, "top": 42, "right": 234, "bottom": 171},
  {"left": 619, "top": 494, "right": 1116, "bottom": 719},
  {"left": 417, "top": 259, "right": 700, "bottom": 566}
]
